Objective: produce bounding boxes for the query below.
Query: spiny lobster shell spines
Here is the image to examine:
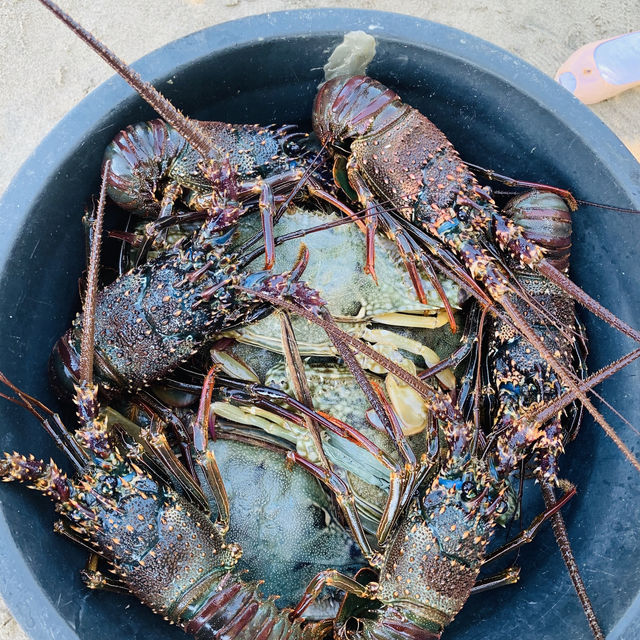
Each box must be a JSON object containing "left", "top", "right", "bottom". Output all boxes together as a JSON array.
[
  {"left": 488, "top": 191, "right": 583, "bottom": 480},
  {"left": 313, "top": 76, "right": 484, "bottom": 223},
  {"left": 104, "top": 120, "right": 309, "bottom": 216},
  {"left": 53, "top": 230, "right": 313, "bottom": 392},
  {"left": 0, "top": 440, "right": 329, "bottom": 640}
]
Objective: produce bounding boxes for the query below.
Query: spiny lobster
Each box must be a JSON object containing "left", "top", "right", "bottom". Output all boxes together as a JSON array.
[
  {"left": 458, "top": 189, "right": 599, "bottom": 636},
  {"left": 312, "top": 73, "right": 640, "bottom": 480},
  {"left": 0, "top": 166, "right": 341, "bottom": 640}
]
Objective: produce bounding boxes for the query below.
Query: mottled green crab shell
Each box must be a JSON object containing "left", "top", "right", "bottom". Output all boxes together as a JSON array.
[{"left": 226, "top": 206, "right": 464, "bottom": 355}]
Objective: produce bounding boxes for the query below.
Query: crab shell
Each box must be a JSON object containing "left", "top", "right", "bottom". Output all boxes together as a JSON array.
[{"left": 223, "top": 206, "right": 465, "bottom": 434}]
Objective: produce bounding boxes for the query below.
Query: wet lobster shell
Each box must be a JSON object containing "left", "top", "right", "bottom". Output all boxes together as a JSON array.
[{"left": 1, "top": 9, "right": 639, "bottom": 640}]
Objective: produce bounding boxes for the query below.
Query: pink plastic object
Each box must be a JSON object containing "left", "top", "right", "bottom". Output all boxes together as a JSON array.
[{"left": 555, "top": 31, "right": 640, "bottom": 104}]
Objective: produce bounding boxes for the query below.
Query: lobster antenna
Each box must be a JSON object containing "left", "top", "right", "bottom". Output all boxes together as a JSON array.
[
  {"left": 37, "top": 0, "right": 216, "bottom": 160},
  {"left": 536, "top": 258, "right": 640, "bottom": 344},
  {"left": 573, "top": 199, "right": 640, "bottom": 214},
  {"left": 500, "top": 297, "right": 640, "bottom": 473},
  {"left": 393, "top": 205, "right": 640, "bottom": 472},
  {"left": 540, "top": 481, "right": 604, "bottom": 640},
  {"left": 79, "top": 161, "right": 109, "bottom": 385},
  {"left": 534, "top": 346, "right": 640, "bottom": 424},
  {"left": 493, "top": 190, "right": 640, "bottom": 214}
]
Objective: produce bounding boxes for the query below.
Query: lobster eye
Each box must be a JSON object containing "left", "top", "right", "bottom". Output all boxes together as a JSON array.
[
  {"left": 100, "top": 476, "right": 118, "bottom": 496},
  {"left": 495, "top": 500, "right": 508, "bottom": 515},
  {"left": 461, "top": 481, "right": 478, "bottom": 501},
  {"left": 282, "top": 139, "right": 301, "bottom": 156},
  {"left": 457, "top": 207, "right": 470, "bottom": 223}
]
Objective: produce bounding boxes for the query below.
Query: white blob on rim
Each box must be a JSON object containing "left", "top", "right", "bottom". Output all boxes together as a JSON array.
[{"left": 323, "top": 30, "right": 377, "bottom": 83}]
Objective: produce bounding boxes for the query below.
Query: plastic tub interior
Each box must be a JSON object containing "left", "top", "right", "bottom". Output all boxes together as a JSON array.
[{"left": 0, "top": 9, "right": 639, "bottom": 640}]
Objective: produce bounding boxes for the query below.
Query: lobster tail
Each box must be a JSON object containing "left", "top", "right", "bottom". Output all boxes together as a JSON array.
[
  {"left": 313, "top": 76, "right": 407, "bottom": 144},
  {"left": 103, "top": 119, "right": 188, "bottom": 215},
  {"left": 336, "top": 607, "right": 442, "bottom": 639},
  {"left": 183, "top": 581, "right": 321, "bottom": 640},
  {"left": 504, "top": 190, "right": 572, "bottom": 272}
]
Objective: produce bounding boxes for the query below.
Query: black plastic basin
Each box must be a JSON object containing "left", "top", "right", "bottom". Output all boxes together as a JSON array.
[{"left": 1, "top": 9, "right": 639, "bottom": 640}]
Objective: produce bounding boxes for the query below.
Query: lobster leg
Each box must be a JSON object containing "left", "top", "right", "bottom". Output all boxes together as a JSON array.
[
  {"left": 305, "top": 178, "right": 368, "bottom": 234},
  {"left": 378, "top": 208, "right": 460, "bottom": 331},
  {"left": 482, "top": 484, "right": 576, "bottom": 565},
  {"left": 136, "top": 181, "right": 184, "bottom": 265},
  {"left": 470, "top": 568, "right": 521, "bottom": 594},
  {"left": 420, "top": 317, "right": 478, "bottom": 383},
  {"left": 53, "top": 522, "right": 110, "bottom": 575},
  {"left": 376, "top": 461, "right": 435, "bottom": 546},
  {"left": 194, "top": 168, "right": 307, "bottom": 270},
  {"left": 108, "top": 405, "right": 210, "bottom": 512},
  {"left": 471, "top": 306, "right": 490, "bottom": 445},
  {"left": 343, "top": 158, "right": 460, "bottom": 328},
  {"left": 238, "top": 205, "right": 379, "bottom": 268},
  {"left": 81, "top": 568, "right": 131, "bottom": 594},
  {"left": 79, "top": 551, "right": 131, "bottom": 594},
  {"left": 289, "top": 569, "right": 378, "bottom": 620},
  {"left": 390, "top": 226, "right": 430, "bottom": 309},
  {"left": 408, "top": 236, "right": 458, "bottom": 332},
  {"left": 135, "top": 391, "right": 197, "bottom": 479},
  {"left": 259, "top": 183, "right": 277, "bottom": 270},
  {"left": 157, "top": 181, "right": 183, "bottom": 221},
  {"left": 346, "top": 156, "right": 381, "bottom": 283}
]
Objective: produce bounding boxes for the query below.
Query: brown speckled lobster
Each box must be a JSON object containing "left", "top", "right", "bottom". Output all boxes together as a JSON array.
[{"left": 312, "top": 74, "right": 640, "bottom": 479}]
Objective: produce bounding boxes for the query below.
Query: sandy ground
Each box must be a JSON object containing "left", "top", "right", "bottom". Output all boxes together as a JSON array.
[{"left": 0, "top": 1, "right": 639, "bottom": 638}]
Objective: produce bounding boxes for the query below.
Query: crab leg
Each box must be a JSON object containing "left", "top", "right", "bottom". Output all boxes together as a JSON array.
[
  {"left": 190, "top": 365, "right": 231, "bottom": 529},
  {"left": 217, "top": 377, "right": 399, "bottom": 472},
  {"left": 279, "top": 312, "right": 332, "bottom": 470}
]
